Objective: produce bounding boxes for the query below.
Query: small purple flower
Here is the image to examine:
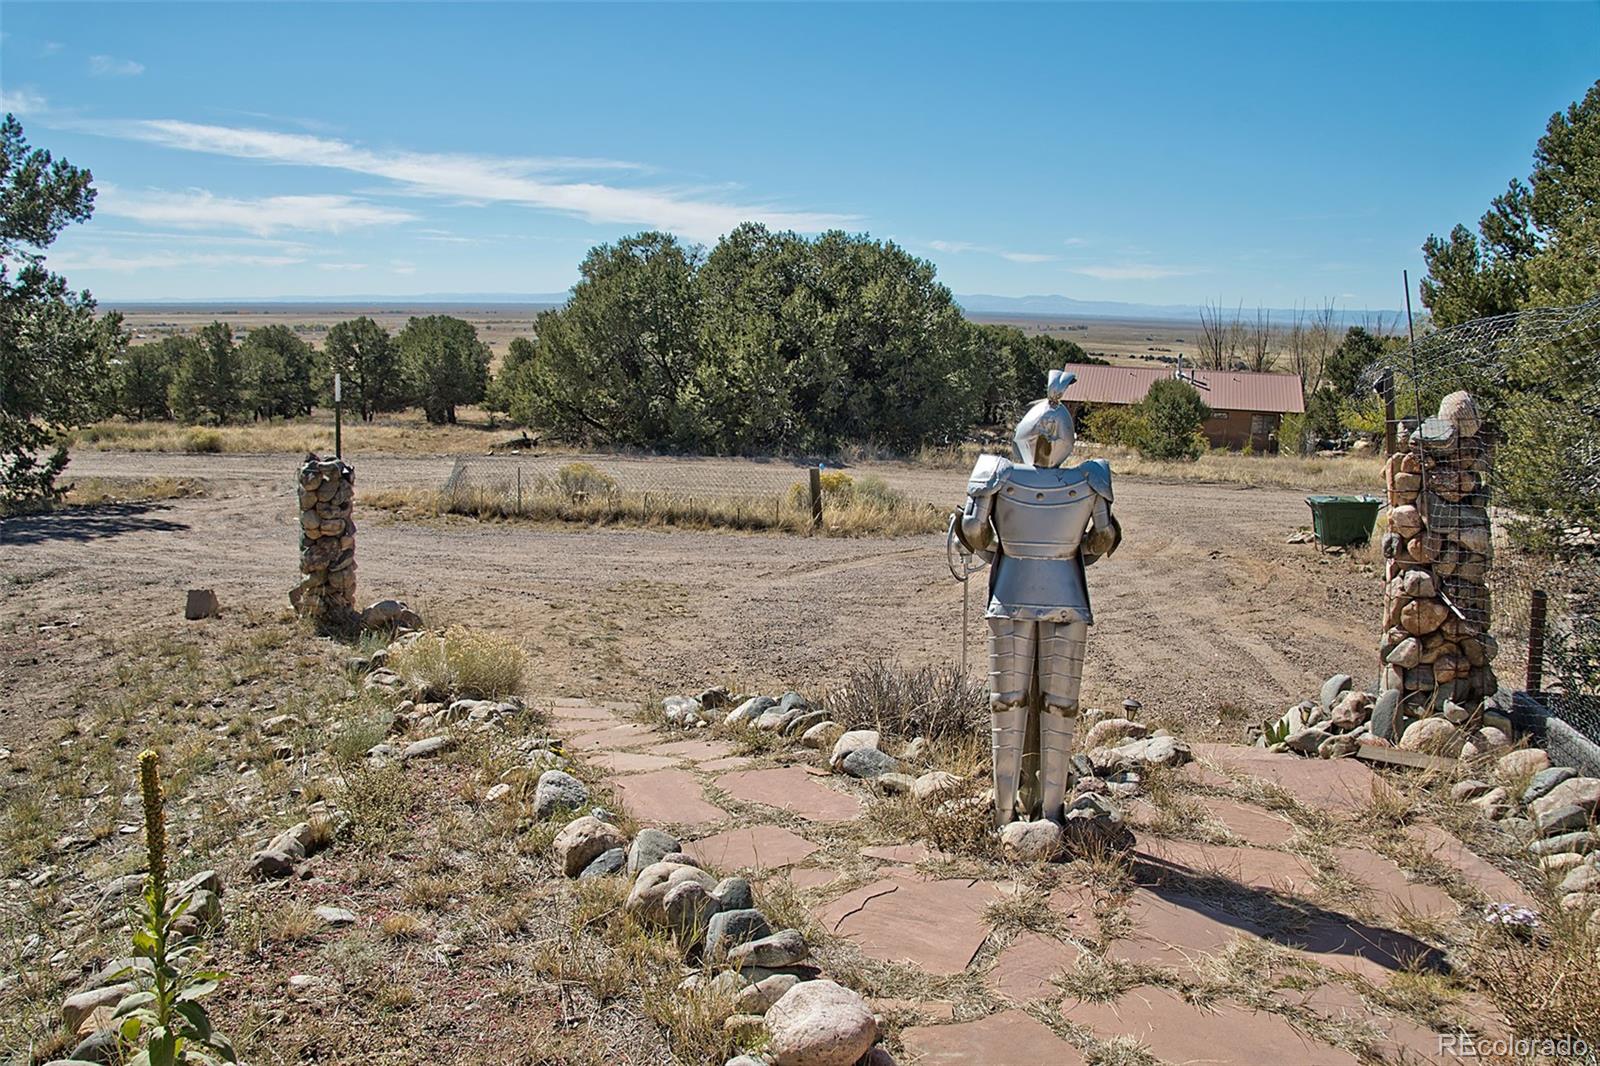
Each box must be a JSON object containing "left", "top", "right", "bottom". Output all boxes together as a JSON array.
[{"left": 1482, "top": 902, "right": 1539, "bottom": 929}]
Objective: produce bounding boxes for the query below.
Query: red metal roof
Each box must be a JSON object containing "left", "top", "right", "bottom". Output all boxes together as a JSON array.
[{"left": 1060, "top": 363, "right": 1305, "bottom": 414}]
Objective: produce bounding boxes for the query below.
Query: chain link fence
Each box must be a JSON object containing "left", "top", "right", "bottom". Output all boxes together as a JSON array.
[{"left": 1356, "top": 295, "right": 1600, "bottom": 761}]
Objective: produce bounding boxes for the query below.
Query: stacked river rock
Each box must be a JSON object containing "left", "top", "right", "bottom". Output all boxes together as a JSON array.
[
  {"left": 1378, "top": 390, "right": 1499, "bottom": 732},
  {"left": 291, "top": 454, "right": 358, "bottom": 628}
]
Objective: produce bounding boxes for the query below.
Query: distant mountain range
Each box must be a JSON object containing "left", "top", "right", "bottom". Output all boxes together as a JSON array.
[
  {"left": 955, "top": 293, "right": 1401, "bottom": 324},
  {"left": 109, "top": 290, "right": 1400, "bottom": 325}
]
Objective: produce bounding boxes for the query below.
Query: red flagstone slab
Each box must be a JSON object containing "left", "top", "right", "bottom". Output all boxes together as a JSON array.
[
  {"left": 1191, "top": 743, "right": 1384, "bottom": 809},
  {"left": 696, "top": 755, "right": 753, "bottom": 773},
  {"left": 547, "top": 705, "right": 620, "bottom": 724},
  {"left": 785, "top": 866, "right": 840, "bottom": 890},
  {"left": 1065, "top": 985, "right": 1360, "bottom": 1065},
  {"left": 684, "top": 825, "right": 818, "bottom": 871},
  {"left": 646, "top": 738, "right": 735, "bottom": 760},
  {"left": 987, "top": 932, "right": 1086, "bottom": 1002},
  {"left": 862, "top": 843, "right": 938, "bottom": 864},
  {"left": 1332, "top": 847, "right": 1458, "bottom": 922},
  {"left": 1134, "top": 837, "right": 1318, "bottom": 896},
  {"left": 714, "top": 766, "right": 862, "bottom": 823},
  {"left": 815, "top": 872, "right": 1004, "bottom": 975},
  {"left": 1107, "top": 889, "right": 1272, "bottom": 970},
  {"left": 569, "top": 722, "right": 656, "bottom": 750},
  {"left": 1046, "top": 885, "right": 1100, "bottom": 937},
  {"left": 590, "top": 750, "right": 683, "bottom": 775},
  {"left": 1403, "top": 823, "right": 1535, "bottom": 908},
  {"left": 902, "top": 1009, "right": 1085, "bottom": 1065},
  {"left": 1195, "top": 796, "right": 1297, "bottom": 846},
  {"left": 1179, "top": 759, "right": 1234, "bottom": 788},
  {"left": 1289, "top": 985, "right": 1479, "bottom": 1065},
  {"left": 612, "top": 769, "right": 725, "bottom": 827}
]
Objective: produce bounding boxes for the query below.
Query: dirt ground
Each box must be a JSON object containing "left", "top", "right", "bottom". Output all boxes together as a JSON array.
[{"left": 1, "top": 450, "right": 1382, "bottom": 750}]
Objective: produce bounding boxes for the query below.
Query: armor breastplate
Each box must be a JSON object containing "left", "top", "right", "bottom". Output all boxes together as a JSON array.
[{"left": 987, "top": 465, "right": 1099, "bottom": 623}]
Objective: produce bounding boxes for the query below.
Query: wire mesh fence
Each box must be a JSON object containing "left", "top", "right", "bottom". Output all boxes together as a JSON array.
[
  {"left": 1355, "top": 294, "right": 1600, "bottom": 750},
  {"left": 437, "top": 453, "right": 948, "bottom": 534}
]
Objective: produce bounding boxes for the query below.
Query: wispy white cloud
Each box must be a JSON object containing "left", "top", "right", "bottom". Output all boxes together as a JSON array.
[
  {"left": 46, "top": 249, "right": 303, "bottom": 272},
  {"left": 929, "top": 239, "right": 1057, "bottom": 263},
  {"left": 1062, "top": 237, "right": 1087, "bottom": 247},
  {"left": 0, "top": 88, "right": 49, "bottom": 115},
  {"left": 1070, "top": 264, "right": 1192, "bottom": 281},
  {"left": 89, "top": 55, "right": 144, "bottom": 78},
  {"left": 317, "top": 262, "right": 368, "bottom": 272},
  {"left": 94, "top": 119, "right": 851, "bottom": 240},
  {"left": 389, "top": 260, "right": 417, "bottom": 275},
  {"left": 97, "top": 186, "right": 416, "bottom": 236},
  {"left": 41, "top": 42, "right": 64, "bottom": 57}
]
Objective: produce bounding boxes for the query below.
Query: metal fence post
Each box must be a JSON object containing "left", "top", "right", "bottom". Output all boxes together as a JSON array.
[
  {"left": 516, "top": 466, "right": 522, "bottom": 514},
  {"left": 1526, "top": 588, "right": 1548, "bottom": 694},
  {"left": 808, "top": 467, "right": 824, "bottom": 529}
]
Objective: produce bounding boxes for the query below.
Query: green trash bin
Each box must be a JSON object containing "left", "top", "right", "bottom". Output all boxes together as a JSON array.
[{"left": 1305, "top": 494, "right": 1383, "bottom": 546}]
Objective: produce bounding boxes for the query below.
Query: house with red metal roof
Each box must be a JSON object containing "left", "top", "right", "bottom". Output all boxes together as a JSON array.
[{"left": 1060, "top": 362, "right": 1306, "bottom": 452}]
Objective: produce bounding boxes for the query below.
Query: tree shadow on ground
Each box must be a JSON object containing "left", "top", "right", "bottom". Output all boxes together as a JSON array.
[
  {"left": 1128, "top": 854, "right": 1450, "bottom": 977},
  {"left": 1, "top": 502, "right": 190, "bottom": 546}
]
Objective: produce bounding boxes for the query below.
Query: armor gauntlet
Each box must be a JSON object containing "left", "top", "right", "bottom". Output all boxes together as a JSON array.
[{"left": 1083, "top": 497, "right": 1122, "bottom": 564}]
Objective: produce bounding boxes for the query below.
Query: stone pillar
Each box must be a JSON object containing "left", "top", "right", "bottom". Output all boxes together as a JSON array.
[
  {"left": 291, "top": 454, "right": 358, "bottom": 629},
  {"left": 1378, "top": 391, "right": 1498, "bottom": 726}
]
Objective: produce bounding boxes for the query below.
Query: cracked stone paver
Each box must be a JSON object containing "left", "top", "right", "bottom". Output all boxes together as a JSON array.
[
  {"left": 1065, "top": 984, "right": 1361, "bottom": 1065},
  {"left": 713, "top": 766, "right": 862, "bottom": 822},
  {"left": 685, "top": 824, "right": 819, "bottom": 871},
  {"left": 815, "top": 871, "right": 1003, "bottom": 974},
  {"left": 903, "top": 1010, "right": 1086, "bottom": 1064},
  {"left": 611, "top": 768, "right": 726, "bottom": 827}
]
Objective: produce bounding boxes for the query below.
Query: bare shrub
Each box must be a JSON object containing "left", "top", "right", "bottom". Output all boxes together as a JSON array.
[
  {"left": 387, "top": 625, "right": 526, "bottom": 700},
  {"left": 824, "top": 660, "right": 986, "bottom": 741}
]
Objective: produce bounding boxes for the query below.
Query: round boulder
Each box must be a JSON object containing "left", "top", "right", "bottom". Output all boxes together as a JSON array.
[{"left": 765, "top": 978, "right": 878, "bottom": 1066}]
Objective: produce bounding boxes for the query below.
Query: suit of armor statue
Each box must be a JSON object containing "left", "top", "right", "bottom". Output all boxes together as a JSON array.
[{"left": 957, "top": 371, "right": 1121, "bottom": 826}]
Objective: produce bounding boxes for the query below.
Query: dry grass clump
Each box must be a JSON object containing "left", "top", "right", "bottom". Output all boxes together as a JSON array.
[
  {"left": 824, "top": 660, "right": 988, "bottom": 741},
  {"left": 387, "top": 625, "right": 527, "bottom": 700},
  {"left": 865, "top": 790, "right": 999, "bottom": 862},
  {"left": 63, "top": 476, "right": 207, "bottom": 506},
  {"left": 1461, "top": 904, "right": 1600, "bottom": 1051}
]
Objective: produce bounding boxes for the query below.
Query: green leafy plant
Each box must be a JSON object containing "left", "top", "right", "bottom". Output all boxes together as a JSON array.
[
  {"left": 1261, "top": 717, "right": 1292, "bottom": 746},
  {"left": 111, "top": 750, "right": 236, "bottom": 1065}
]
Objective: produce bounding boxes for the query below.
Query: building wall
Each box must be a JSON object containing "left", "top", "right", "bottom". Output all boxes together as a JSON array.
[{"left": 1204, "top": 409, "right": 1281, "bottom": 451}]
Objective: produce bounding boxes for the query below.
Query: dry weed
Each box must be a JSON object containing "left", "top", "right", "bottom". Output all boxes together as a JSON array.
[{"left": 387, "top": 625, "right": 527, "bottom": 700}]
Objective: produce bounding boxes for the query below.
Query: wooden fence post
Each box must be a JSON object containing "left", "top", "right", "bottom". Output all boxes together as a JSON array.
[
  {"left": 808, "top": 468, "right": 824, "bottom": 529},
  {"left": 1526, "top": 588, "right": 1548, "bottom": 694}
]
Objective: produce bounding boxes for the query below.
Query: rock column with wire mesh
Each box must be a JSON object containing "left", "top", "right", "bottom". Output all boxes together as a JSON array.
[
  {"left": 291, "top": 454, "right": 359, "bottom": 630},
  {"left": 1378, "top": 390, "right": 1499, "bottom": 731}
]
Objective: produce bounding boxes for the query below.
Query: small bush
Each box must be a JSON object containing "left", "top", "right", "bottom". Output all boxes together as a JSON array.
[
  {"left": 182, "top": 427, "right": 225, "bottom": 453},
  {"left": 825, "top": 660, "right": 987, "bottom": 741},
  {"left": 1135, "top": 378, "right": 1210, "bottom": 461},
  {"left": 1082, "top": 404, "right": 1146, "bottom": 448},
  {"left": 555, "top": 462, "right": 617, "bottom": 498},
  {"left": 387, "top": 626, "right": 527, "bottom": 701}
]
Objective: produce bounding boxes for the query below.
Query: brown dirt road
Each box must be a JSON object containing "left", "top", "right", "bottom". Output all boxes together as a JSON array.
[{"left": 1, "top": 451, "right": 1382, "bottom": 748}]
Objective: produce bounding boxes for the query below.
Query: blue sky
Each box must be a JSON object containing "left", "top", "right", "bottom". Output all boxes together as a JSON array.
[{"left": 2, "top": 2, "right": 1595, "bottom": 309}]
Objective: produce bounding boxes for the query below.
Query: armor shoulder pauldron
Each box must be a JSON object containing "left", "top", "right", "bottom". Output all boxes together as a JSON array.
[
  {"left": 967, "top": 454, "right": 1013, "bottom": 498},
  {"left": 1080, "top": 458, "right": 1113, "bottom": 503}
]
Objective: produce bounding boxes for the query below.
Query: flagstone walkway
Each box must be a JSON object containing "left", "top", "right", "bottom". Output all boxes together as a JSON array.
[{"left": 542, "top": 698, "right": 1519, "bottom": 1065}]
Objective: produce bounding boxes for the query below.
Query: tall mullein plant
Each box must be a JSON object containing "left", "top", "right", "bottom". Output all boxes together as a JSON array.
[{"left": 112, "top": 751, "right": 236, "bottom": 1065}]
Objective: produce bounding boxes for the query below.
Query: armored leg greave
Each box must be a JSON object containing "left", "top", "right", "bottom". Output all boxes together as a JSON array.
[
  {"left": 1038, "top": 620, "right": 1087, "bottom": 822},
  {"left": 987, "top": 619, "right": 1035, "bottom": 826}
]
